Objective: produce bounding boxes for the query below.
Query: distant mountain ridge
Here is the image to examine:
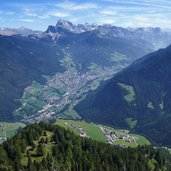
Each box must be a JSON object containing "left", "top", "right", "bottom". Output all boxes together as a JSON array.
[
  {"left": 0, "top": 27, "right": 42, "bottom": 36},
  {"left": 46, "top": 19, "right": 98, "bottom": 34},
  {"left": 43, "top": 19, "right": 171, "bottom": 50},
  {"left": 1, "top": 19, "right": 171, "bottom": 50}
]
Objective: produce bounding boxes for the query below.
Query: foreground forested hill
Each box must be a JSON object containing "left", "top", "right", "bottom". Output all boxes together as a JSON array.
[{"left": 0, "top": 122, "right": 170, "bottom": 171}]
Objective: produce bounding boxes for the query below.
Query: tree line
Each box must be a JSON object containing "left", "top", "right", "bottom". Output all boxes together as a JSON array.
[{"left": 0, "top": 122, "right": 170, "bottom": 171}]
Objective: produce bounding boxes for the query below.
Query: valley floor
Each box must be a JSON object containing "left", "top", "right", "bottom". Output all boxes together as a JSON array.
[
  {"left": 0, "top": 119, "right": 149, "bottom": 148},
  {"left": 55, "top": 119, "right": 150, "bottom": 147}
]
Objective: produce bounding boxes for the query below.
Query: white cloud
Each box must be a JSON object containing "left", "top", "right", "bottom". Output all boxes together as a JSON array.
[
  {"left": 48, "top": 11, "right": 70, "bottom": 17},
  {"left": 0, "top": 0, "right": 171, "bottom": 29},
  {"left": 103, "top": 0, "right": 171, "bottom": 9},
  {"left": 38, "top": 15, "right": 50, "bottom": 20},
  {"left": 56, "top": 1, "right": 98, "bottom": 11},
  {"left": 100, "top": 18, "right": 115, "bottom": 24},
  {"left": 100, "top": 9, "right": 117, "bottom": 15},
  {"left": 38, "top": 11, "right": 70, "bottom": 20},
  {"left": 20, "top": 19, "right": 34, "bottom": 23},
  {"left": 24, "top": 9, "right": 38, "bottom": 17}
]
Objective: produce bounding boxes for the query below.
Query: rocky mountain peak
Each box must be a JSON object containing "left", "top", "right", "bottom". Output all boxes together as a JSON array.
[{"left": 56, "top": 19, "right": 76, "bottom": 32}]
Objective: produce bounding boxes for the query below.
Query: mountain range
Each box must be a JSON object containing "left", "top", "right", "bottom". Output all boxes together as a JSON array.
[
  {"left": 44, "top": 19, "right": 171, "bottom": 50},
  {"left": 0, "top": 19, "right": 155, "bottom": 122},
  {"left": 1, "top": 20, "right": 171, "bottom": 146},
  {"left": 0, "top": 27, "right": 41, "bottom": 36}
]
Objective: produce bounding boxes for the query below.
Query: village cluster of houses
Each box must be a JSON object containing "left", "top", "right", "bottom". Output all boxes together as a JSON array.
[
  {"left": 101, "top": 127, "right": 138, "bottom": 144},
  {"left": 64, "top": 122, "right": 87, "bottom": 137},
  {"left": 63, "top": 122, "right": 138, "bottom": 146}
]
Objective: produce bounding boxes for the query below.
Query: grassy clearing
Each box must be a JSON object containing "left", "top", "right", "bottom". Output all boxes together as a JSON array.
[
  {"left": 118, "top": 83, "right": 136, "bottom": 103},
  {"left": 60, "top": 50, "right": 76, "bottom": 69},
  {"left": 13, "top": 110, "right": 26, "bottom": 116},
  {"left": 0, "top": 122, "right": 26, "bottom": 143},
  {"left": 126, "top": 117, "right": 137, "bottom": 129},
  {"left": 55, "top": 120, "right": 107, "bottom": 143},
  {"left": 110, "top": 52, "right": 128, "bottom": 62},
  {"left": 91, "top": 79, "right": 101, "bottom": 90},
  {"left": 113, "top": 140, "right": 137, "bottom": 148},
  {"left": 88, "top": 63, "right": 99, "bottom": 71},
  {"left": 21, "top": 131, "right": 54, "bottom": 166},
  {"left": 62, "top": 109, "right": 80, "bottom": 119},
  {"left": 136, "top": 134, "right": 150, "bottom": 145},
  {"left": 148, "top": 101, "right": 155, "bottom": 110},
  {"left": 148, "top": 159, "right": 157, "bottom": 170},
  {"left": 32, "top": 81, "right": 42, "bottom": 89}
]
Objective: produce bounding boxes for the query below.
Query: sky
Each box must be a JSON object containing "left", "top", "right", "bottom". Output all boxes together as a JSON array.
[{"left": 0, "top": 0, "right": 171, "bottom": 31}]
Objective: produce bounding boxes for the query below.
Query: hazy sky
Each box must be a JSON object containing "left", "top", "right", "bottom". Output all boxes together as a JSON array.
[{"left": 0, "top": 0, "right": 171, "bottom": 30}]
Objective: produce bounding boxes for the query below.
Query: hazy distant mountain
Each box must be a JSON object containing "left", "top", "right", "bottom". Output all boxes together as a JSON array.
[
  {"left": 75, "top": 45, "right": 171, "bottom": 145},
  {"left": 96, "top": 26, "right": 171, "bottom": 50},
  {"left": 44, "top": 19, "right": 171, "bottom": 50},
  {"left": 2, "top": 19, "right": 171, "bottom": 50},
  {"left": 45, "top": 19, "right": 98, "bottom": 34},
  {"left": 0, "top": 27, "right": 42, "bottom": 36}
]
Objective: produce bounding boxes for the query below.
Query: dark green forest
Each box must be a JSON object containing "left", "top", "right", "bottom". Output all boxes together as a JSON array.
[{"left": 0, "top": 122, "right": 170, "bottom": 171}]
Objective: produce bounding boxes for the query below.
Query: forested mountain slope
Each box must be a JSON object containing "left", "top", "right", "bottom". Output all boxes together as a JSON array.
[
  {"left": 75, "top": 45, "right": 171, "bottom": 146},
  {"left": 0, "top": 35, "right": 65, "bottom": 120}
]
